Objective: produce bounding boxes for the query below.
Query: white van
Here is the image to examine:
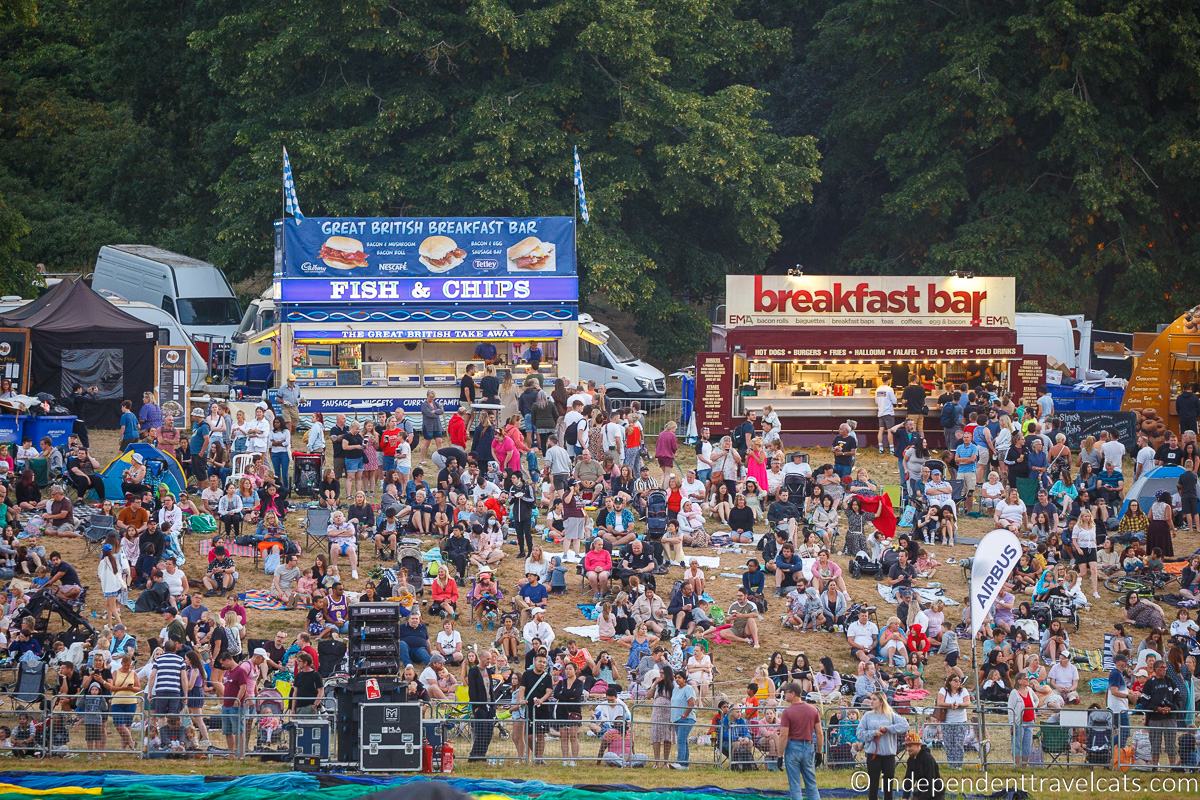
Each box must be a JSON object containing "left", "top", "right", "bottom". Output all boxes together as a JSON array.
[
  {"left": 1016, "top": 313, "right": 1093, "bottom": 378},
  {"left": 91, "top": 245, "right": 242, "bottom": 344},
  {"left": 577, "top": 314, "right": 666, "bottom": 399}
]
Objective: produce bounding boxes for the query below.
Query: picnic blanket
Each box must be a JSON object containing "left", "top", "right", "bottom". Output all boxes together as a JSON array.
[
  {"left": 239, "top": 589, "right": 287, "bottom": 611},
  {"left": 854, "top": 493, "right": 897, "bottom": 537},
  {"left": 876, "top": 583, "right": 959, "bottom": 606},
  {"left": 564, "top": 624, "right": 600, "bottom": 642},
  {"left": 198, "top": 540, "right": 257, "bottom": 559}
]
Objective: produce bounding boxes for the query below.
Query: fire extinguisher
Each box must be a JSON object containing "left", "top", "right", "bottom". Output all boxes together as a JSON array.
[
  {"left": 440, "top": 741, "right": 455, "bottom": 773},
  {"left": 421, "top": 741, "right": 434, "bottom": 773}
]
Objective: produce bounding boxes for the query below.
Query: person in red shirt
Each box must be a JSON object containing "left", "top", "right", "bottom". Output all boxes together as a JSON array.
[
  {"left": 219, "top": 651, "right": 261, "bottom": 754},
  {"left": 381, "top": 420, "right": 403, "bottom": 473},
  {"left": 447, "top": 409, "right": 468, "bottom": 449}
]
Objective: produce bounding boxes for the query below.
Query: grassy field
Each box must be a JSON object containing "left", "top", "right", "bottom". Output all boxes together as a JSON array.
[{"left": 27, "top": 426, "right": 1200, "bottom": 790}]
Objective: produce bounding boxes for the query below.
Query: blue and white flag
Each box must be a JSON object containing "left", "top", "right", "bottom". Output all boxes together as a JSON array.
[
  {"left": 573, "top": 145, "right": 590, "bottom": 224},
  {"left": 283, "top": 146, "right": 304, "bottom": 225}
]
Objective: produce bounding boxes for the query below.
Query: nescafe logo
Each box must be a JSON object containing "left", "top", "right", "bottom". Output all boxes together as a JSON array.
[{"left": 0, "top": 342, "right": 9, "bottom": 357}]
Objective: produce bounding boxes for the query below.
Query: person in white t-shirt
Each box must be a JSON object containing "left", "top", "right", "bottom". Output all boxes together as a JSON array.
[
  {"left": 244, "top": 407, "right": 271, "bottom": 454},
  {"left": 846, "top": 608, "right": 879, "bottom": 663},
  {"left": 1099, "top": 430, "right": 1126, "bottom": 472},
  {"left": 603, "top": 416, "right": 625, "bottom": 460},
  {"left": 1047, "top": 651, "right": 1080, "bottom": 704},
  {"left": 993, "top": 487, "right": 1028, "bottom": 533},
  {"left": 435, "top": 619, "right": 464, "bottom": 666},
  {"left": 696, "top": 427, "right": 714, "bottom": 482},
  {"left": 875, "top": 379, "right": 897, "bottom": 454},
  {"left": 782, "top": 451, "right": 812, "bottom": 478},
  {"left": 681, "top": 470, "right": 707, "bottom": 504},
  {"left": 1134, "top": 434, "right": 1156, "bottom": 480}
]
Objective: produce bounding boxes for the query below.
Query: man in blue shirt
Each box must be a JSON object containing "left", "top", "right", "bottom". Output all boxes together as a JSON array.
[
  {"left": 516, "top": 572, "right": 549, "bottom": 620},
  {"left": 953, "top": 438, "right": 981, "bottom": 515},
  {"left": 773, "top": 543, "right": 804, "bottom": 596},
  {"left": 1107, "top": 653, "right": 1132, "bottom": 745},
  {"left": 119, "top": 400, "right": 139, "bottom": 450},
  {"left": 1097, "top": 463, "right": 1125, "bottom": 505},
  {"left": 187, "top": 408, "right": 210, "bottom": 484}
]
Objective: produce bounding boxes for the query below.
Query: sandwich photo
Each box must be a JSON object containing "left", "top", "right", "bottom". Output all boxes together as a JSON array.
[
  {"left": 318, "top": 236, "right": 369, "bottom": 269},
  {"left": 506, "top": 236, "right": 556, "bottom": 271},
  {"left": 418, "top": 235, "right": 467, "bottom": 273}
]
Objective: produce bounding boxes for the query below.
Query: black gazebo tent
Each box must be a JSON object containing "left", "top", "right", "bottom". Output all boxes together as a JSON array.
[{"left": 0, "top": 279, "right": 157, "bottom": 427}]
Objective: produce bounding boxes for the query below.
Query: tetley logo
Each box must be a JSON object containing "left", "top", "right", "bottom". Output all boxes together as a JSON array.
[
  {"left": 473, "top": 258, "right": 500, "bottom": 272},
  {"left": 299, "top": 261, "right": 326, "bottom": 274}
]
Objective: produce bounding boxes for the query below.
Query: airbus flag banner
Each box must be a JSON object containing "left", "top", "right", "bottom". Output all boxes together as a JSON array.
[{"left": 969, "top": 529, "right": 1023, "bottom": 639}]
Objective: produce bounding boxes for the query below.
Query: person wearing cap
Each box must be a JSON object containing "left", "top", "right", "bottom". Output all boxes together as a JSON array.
[
  {"left": 1047, "top": 650, "right": 1080, "bottom": 704},
  {"left": 515, "top": 571, "right": 549, "bottom": 623},
  {"left": 900, "top": 728, "right": 943, "bottom": 800},
  {"left": 277, "top": 375, "right": 302, "bottom": 433},
  {"left": 109, "top": 622, "right": 137, "bottom": 658},
  {"left": 522, "top": 606, "right": 555, "bottom": 651},
  {"left": 419, "top": 653, "right": 457, "bottom": 701}
]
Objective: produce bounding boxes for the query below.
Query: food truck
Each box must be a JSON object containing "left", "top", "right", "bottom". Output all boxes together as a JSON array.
[
  {"left": 268, "top": 216, "right": 581, "bottom": 415},
  {"left": 697, "top": 274, "right": 1042, "bottom": 446}
]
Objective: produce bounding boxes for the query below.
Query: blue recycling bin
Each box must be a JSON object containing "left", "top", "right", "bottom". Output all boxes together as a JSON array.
[
  {"left": 0, "top": 416, "right": 23, "bottom": 445},
  {"left": 23, "top": 415, "right": 76, "bottom": 449}
]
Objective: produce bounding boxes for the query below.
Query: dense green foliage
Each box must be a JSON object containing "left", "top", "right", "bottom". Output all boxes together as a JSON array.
[{"left": 2, "top": 0, "right": 1198, "bottom": 361}]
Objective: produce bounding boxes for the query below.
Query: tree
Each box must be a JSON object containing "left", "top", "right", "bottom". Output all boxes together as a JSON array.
[
  {"left": 767, "top": 0, "right": 1200, "bottom": 331},
  {"left": 190, "top": 0, "right": 819, "bottom": 364}
]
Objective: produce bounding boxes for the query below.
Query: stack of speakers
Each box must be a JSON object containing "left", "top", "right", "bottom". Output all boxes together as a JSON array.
[{"left": 348, "top": 601, "right": 403, "bottom": 677}]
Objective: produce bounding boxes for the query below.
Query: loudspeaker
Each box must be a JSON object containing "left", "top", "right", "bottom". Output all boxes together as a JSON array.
[
  {"left": 333, "top": 680, "right": 412, "bottom": 763},
  {"left": 317, "top": 639, "right": 347, "bottom": 679}
]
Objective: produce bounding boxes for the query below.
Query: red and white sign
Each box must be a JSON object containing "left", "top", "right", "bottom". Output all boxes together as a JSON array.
[
  {"left": 365, "top": 678, "right": 381, "bottom": 700},
  {"left": 725, "top": 275, "right": 1016, "bottom": 329}
]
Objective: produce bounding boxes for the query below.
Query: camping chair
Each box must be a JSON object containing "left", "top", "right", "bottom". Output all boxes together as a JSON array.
[
  {"left": 27, "top": 458, "right": 48, "bottom": 488},
  {"left": 1101, "top": 633, "right": 1116, "bottom": 671},
  {"left": 9, "top": 661, "right": 45, "bottom": 709},
  {"left": 226, "top": 453, "right": 255, "bottom": 487},
  {"left": 949, "top": 479, "right": 966, "bottom": 509},
  {"left": 1015, "top": 477, "right": 1039, "bottom": 507},
  {"left": 302, "top": 506, "right": 332, "bottom": 552},
  {"left": 82, "top": 514, "right": 115, "bottom": 554},
  {"left": 1038, "top": 720, "right": 1071, "bottom": 765}
]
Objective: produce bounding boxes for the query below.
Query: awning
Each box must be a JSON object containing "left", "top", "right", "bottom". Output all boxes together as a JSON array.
[{"left": 291, "top": 327, "right": 561, "bottom": 344}]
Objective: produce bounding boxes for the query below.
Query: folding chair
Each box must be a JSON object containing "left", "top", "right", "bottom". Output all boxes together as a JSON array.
[
  {"left": 302, "top": 506, "right": 332, "bottom": 552},
  {"left": 1038, "top": 721, "right": 1071, "bottom": 765},
  {"left": 82, "top": 514, "right": 115, "bottom": 554}
]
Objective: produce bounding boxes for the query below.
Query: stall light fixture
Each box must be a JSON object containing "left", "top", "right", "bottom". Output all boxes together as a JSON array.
[
  {"left": 787, "top": 263, "right": 804, "bottom": 277},
  {"left": 950, "top": 270, "right": 976, "bottom": 279}
]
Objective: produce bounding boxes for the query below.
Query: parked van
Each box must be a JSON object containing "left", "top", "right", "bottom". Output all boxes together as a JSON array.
[
  {"left": 577, "top": 314, "right": 666, "bottom": 399},
  {"left": 1016, "top": 313, "right": 1093, "bottom": 378},
  {"left": 91, "top": 245, "right": 242, "bottom": 347}
]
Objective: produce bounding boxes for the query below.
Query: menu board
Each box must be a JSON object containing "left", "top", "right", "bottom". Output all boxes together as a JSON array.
[
  {"left": 155, "top": 346, "right": 190, "bottom": 424},
  {"left": 1123, "top": 330, "right": 1168, "bottom": 414},
  {"left": 0, "top": 328, "right": 30, "bottom": 394},
  {"left": 695, "top": 353, "right": 734, "bottom": 434},
  {"left": 1055, "top": 411, "right": 1138, "bottom": 451},
  {"left": 1008, "top": 355, "right": 1047, "bottom": 408}
]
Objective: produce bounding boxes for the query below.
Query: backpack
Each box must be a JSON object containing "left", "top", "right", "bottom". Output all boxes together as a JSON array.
[
  {"left": 565, "top": 420, "right": 580, "bottom": 447},
  {"left": 940, "top": 403, "right": 957, "bottom": 428}
]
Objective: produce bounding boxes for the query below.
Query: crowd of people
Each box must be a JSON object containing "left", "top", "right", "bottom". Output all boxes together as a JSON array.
[{"left": 1, "top": 371, "right": 1199, "bottom": 789}]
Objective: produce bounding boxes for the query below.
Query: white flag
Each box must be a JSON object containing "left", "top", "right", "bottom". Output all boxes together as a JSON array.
[{"left": 969, "top": 529, "right": 1023, "bottom": 639}]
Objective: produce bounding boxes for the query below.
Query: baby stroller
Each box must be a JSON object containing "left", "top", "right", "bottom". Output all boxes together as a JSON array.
[
  {"left": 645, "top": 489, "right": 668, "bottom": 562},
  {"left": 253, "top": 687, "right": 287, "bottom": 754},
  {"left": 848, "top": 551, "right": 882, "bottom": 579},
  {"left": 783, "top": 473, "right": 810, "bottom": 499},
  {"left": 397, "top": 546, "right": 424, "bottom": 594},
  {"left": 293, "top": 452, "right": 323, "bottom": 498}
]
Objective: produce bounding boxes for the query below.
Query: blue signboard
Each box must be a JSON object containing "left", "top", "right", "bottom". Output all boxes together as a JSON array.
[
  {"left": 279, "top": 275, "right": 577, "bottom": 304},
  {"left": 283, "top": 305, "right": 576, "bottom": 323},
  {"left": 299, "top": 397, "right": 463, "bottom": 414},
  {"left": 292, "top": 328, "right": 561, "bottom": 341},
  {"left": 282, "top": 216, "right": 575, "bottom": 279}
]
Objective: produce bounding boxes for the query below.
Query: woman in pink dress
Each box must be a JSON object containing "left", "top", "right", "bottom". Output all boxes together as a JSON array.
[
  {"left": 655, "top": 420, "right": 679, "bottom": 475},
  {"left": 362, "top": 421, "right": 381, "bottom": 493},
  {"left": 746, "top": 437, "right": 769, "bottom": 489}
]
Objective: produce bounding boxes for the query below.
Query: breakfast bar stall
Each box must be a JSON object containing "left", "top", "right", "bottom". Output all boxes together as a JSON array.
[
  {"left": 275, "top": 216, "right": 580, "bottom": 417},
  {"left": 697, "top": 274, "right": 1034, "bottom": 447}
]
